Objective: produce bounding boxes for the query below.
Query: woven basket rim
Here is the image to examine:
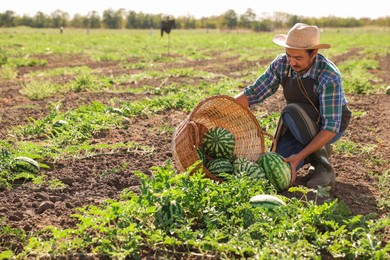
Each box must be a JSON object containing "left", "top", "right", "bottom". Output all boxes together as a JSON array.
[{"left": 172, "top": 94, "right": 267, "bottom": 181}]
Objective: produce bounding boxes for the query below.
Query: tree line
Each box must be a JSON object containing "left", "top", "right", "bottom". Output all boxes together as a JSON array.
[{"left": 0, "top": 8, "right": 389, "bottom": 31}]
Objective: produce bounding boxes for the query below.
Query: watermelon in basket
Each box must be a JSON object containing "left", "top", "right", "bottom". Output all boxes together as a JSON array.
[{"left": 171, "top": 95, "right": 267, "bottom": 181}]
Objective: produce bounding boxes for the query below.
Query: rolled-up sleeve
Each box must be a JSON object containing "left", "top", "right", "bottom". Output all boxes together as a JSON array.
[
  {"left": 244, "top": 58, "right": 283, "bottom": 107},
  {"left": 319, "top": 76, "right": 344, "bottom": 133}
]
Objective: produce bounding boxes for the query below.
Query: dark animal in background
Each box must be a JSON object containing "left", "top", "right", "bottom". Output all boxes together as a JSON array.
[{"left": 161, "top": 19, "right": 175, "bottom": 37}]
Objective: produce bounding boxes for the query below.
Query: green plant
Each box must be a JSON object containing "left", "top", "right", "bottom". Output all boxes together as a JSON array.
[
  {"left": 0, "top": 66, "right": 17, "bottom": 79},
  {"left": 333, "top": 139, "right": 376, "bottom": 156},
  {"left": 20, "top": 80, "right": 62, "bottom": 100},
  {"left": 101, "top": 163, "right": 128, "bottom": 177},
  {"left": 0, "top": 141, "right": 48, "bottom": 189},
  {"left": 15, "top": 162, "right": 389, "bottom": 259},
  {"left": 0, "top": 48, "right": 8, "bottom": 66},
  {"left": 48, "top": 178, "right": 66, "bottom": 191},
  {"left": 339, "top": 59, "right": 380, "bottom": 94},
  {"left": 9, "top": 57, "right": 47, "bottom": 67},
  {"left": 0, "top": 218, "right": 26, "bottom": 258},
  {"left": 377, "top": 169, "right": 390, "bottom": 211},
  {"left": 32, "top": 175, "right": 47, "bottom": 187}
]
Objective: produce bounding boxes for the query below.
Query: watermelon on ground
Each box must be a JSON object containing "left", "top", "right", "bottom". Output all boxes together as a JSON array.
[
  {"left": 12, "top": 156, "right": 40, "bottom": 174},
  {"left": 250, "top": 194, "right": 286, "bottom": 209},
  {"left": 257, "top": 152, "right": 291, "bottom": 192},
  {"left": 53, "top": 120, "right": 69, "bottom": 128},
  {"left": 233, "top": 157, "right": 266, "bottom": 180},
  {"left": 206, "top": 158, "right": 234, "bottom": 178}
]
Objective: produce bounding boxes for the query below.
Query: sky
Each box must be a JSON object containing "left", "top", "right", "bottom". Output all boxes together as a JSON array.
[{"left": 1, "top": 0, "right": 389, "bottom": 19}]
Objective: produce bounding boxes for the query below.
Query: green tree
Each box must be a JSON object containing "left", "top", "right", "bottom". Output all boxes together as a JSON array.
[
  {"left": 138, "top": 12, "right": 153, "bottom": 28},
  {"left": 239, "top": 8, "right": 256, "bottom": 28},
  {"left": 222, "top": 9, "right": 238, "bottom": 29},
  {"left": 18, "top": 14, "right": 34, "bottom": 27},
  {"left": 252, "top": 19, "right": 273, "bottom": 32},
  {"left": 102, "top": 8, "right": 124, "bottom": 29},
  {"left": 33, "top": 11, "right": 50, "bottom": 28},
  {"left": 180, "top": 15, "right": 196, "bottom": 29},
  {"left": 51, "top": 10, "right": 69, "bottom": 28},
  {"left": 0, "top": 10, "right": 16, "bottom": 27},
  {"left": 125, "top": 10, "right": 138, "bottom": 28},
  {"left": 71, "top": 14, "right": 84, "bottom": 28},
  {"left": 89, "top": 11, "right": 101, "bottom": 28},
  {"left": 81, "top": 11, "right": 101, "bottom": 29}
]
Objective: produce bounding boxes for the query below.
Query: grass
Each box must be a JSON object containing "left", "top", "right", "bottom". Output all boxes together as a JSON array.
[
  {"left": 26, "top": 65, "right": 92, "bottom": 78},
  {"left": 339, "top": 59, "right": 383, "bottom": 94},
  {"left": 0, "top": 66, "right": 18, "bottom": 80},
  {"left": 21, "top": 79, "right": 62, "bottom": 100},
  {"left": 377, "top": 169, "right": 390, "bottom": 211}
]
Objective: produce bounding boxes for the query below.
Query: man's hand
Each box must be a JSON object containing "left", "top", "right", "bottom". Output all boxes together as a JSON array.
[
  {"left": 283, "top": 153, "right": 305, "bottom": 186},
  {"left": 282, "top": 130, "right": 337, "bottom": 186},
  {"left": 234, "top": 92, "right": 249, "bottom": 108}
]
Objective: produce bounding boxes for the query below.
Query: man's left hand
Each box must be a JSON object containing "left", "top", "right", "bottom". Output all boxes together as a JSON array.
[{"left": 283, "top": 154, "right": 304, "bottom": 186}]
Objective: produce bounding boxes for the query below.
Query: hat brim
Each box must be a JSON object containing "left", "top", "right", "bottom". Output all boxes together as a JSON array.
[{"left": 272, "top": 34, "right": 331, "bottom": 49}]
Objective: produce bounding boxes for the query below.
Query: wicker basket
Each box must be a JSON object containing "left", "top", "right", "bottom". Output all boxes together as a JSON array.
[{"left": 172, "top": 95, "right": 266, "bottom": 181}]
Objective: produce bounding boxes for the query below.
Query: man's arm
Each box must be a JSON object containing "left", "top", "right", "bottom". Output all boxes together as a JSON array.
[{"left": 234, "top": 92, "right": 249, "bottom": 108}]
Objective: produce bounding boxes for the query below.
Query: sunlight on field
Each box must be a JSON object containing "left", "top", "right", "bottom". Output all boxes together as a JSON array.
[{"left": 0, "top": 26, "right": 389, "bottom": 259}]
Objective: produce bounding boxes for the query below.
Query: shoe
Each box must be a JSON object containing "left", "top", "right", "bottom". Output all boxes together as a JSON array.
[{"left": 306, "top": 146, "right": 336, "bottom": 189}]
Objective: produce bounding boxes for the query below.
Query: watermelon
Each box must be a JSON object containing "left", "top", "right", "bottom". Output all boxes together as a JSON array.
[
  {"left": 109, "top": 108, "right": 123, "bottom": 115},
  {"left": 225, "top": 154, "right": 236, "bottom": 163},
  {"left": 53, "top": 120, "right": 69, "bottom": 128},
  {"left": 257, "top": 152, "right": 291, "bottom": 192},
  {"left": 233, "top": 157, "right": 265, "bottom": 180},
  {"left": 196, "top": 148, "right": 206, "bottom": 164},
  {"left": 233, "top": 157, "right": 250, "bottom": 168},
  {"left": 155, "top": 199, "right": 184, "bottom": 227},
  {"left": 12, "top": 156, "right": 40, "bottom": 174},
  {"left": 250, "top": 194, "right": 286, "bottom": 209},
  {"left": 206, "top": 158, "right": 233, "bottom": 177},
  {"left": 201, "top": 127, "right": 235, "bottom": 159}
]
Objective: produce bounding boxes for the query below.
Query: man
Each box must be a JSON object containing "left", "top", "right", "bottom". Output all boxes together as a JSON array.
[{"left": 235, "top": 23, "right": 351, "bottom": 188}]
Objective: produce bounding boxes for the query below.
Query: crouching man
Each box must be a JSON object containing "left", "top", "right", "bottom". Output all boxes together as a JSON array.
[{"left": 235, "top": 23, "right": 351, "bottom": 188}]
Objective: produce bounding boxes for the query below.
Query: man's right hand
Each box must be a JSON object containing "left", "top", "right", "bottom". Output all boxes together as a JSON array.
[{"left": 234, "top": 92, "right": 249, "bottom": 108}]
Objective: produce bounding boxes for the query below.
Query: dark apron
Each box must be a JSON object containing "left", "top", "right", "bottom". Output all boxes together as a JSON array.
[{"left": 270, "top": 69, "right": 351, "bottom": 151}]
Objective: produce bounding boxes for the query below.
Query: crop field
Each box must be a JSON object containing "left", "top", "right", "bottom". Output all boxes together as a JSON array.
[{"left": 0, "top": 27, "right": 389, "bottom": 258}]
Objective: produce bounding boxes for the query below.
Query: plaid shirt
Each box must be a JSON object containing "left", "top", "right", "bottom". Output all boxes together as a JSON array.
[{"left": 244, "top": 53, "right": 347, "bottom": 133}]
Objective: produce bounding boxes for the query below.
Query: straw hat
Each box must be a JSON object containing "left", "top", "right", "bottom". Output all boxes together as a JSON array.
[{"left": 273, "top": 23, "right": 331, "bottom": 49}]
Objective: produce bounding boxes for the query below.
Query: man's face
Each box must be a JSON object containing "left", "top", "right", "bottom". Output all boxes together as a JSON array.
[{"left": 285, "top": 48, "right": 317, "bottom": 74}]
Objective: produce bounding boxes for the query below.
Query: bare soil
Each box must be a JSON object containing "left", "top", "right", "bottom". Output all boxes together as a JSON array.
[{"left": 0, "top": 53, "right": 389, "bottom": 241}]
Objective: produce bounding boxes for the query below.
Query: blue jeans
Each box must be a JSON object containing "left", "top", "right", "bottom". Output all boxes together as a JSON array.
[{"left": 276, "top": 113, "right": 345, "bottom": 171}]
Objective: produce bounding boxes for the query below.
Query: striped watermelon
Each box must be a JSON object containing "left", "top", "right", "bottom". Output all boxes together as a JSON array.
[
  {"left": 233, "top": 157, "right": 250, "bottom": 169},
  {"left": 196, "top": 148, "right": 206, "bottom": 164},
  {"left": 257, "top": 152, "right": 291, "bottom": 192},
  {"left": 225, "top": 154, "right": 236, "bottom": 163},
  {"left": 53, "top": 120, "right": 69, "bottom": 128},
  {"left": 201, "top": 127, "right": 235, "bottom": 159},
  {"left": 233, "top": 157, "right": 265, "bottom": 180},
  {"left": 250, "top": 194, "right": 286, "bottom": 209},
  {"left": 206, "top": 158, "right": 233, "bottom": 177},
  {"left": 12, "top": 156, "right": 40, "bottom": 174}
]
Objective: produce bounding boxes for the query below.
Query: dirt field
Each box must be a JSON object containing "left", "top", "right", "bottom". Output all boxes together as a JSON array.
[{"left": 0, "top": 52, "right": 389, "bottom": 239}]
